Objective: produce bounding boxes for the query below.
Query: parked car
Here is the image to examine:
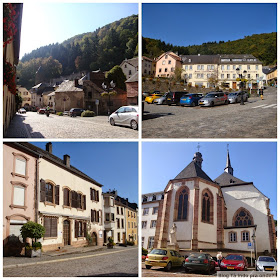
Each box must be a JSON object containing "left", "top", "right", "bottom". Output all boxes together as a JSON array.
[
  {"left": 37, "top": 108, "right": 46, "bottom": 114},
  {"left": 180, "top": 93, "right": 203, "bottom": 107},
  {"left": 18, "top": 108, "right": 26, "bottom": 114},
  {"left": 109, "top": 105, "right": 138, "bottom": 130},
  {"left": 220, "top": 254, "right": 248, "bottom": 271},
  {"left": 145, "top": 92, "right": 163, "bottom": 104},
  {"left": 145, "top": 248, "right": 185, "bottom": 271},
  {"left": 154, "top": 92, "right": 169, "bottom": 105},
  {"left": 69, "top": 108, "right": 84, "bottom": 117},
  {"left": 63, "top": 111, "right": 69, "bottom": 115},
  {"left": 228, "top": 91, "right": 249, "bottom": 103},
  {"left": 166, "top": 91, "right": 187, "bottom": 105},
  {"left": 184, "top": 252, "right": 216, "bottom": 275},
  {"left": 199, "top": 91, "right": 228, "bottom": 107},
  {"left": 256, "top": 256, "right": 277, "bottom": 271}
]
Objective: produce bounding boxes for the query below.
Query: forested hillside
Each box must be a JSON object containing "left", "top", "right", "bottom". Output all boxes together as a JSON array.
[
  {"left": 143, "top": 32, "right": 276, "bottom": 66},
  {"left": 18, "top": 15, "right": 138, "bottom": 88}
]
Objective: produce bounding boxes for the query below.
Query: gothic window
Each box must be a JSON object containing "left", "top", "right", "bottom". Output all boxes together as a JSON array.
[
  {"left": 175, "top": 186, "right": 189, "bottom": 221},
  {"left": 232, "top": 208, "right": 254, "bottom": 227},
  {"left": 201, "top": 189, "right": 213, "bottom": 224}
]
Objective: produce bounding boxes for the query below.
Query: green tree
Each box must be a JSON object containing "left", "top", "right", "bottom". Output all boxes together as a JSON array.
[
  {"left": 20, "top": 221, "right": 45, "bottom": 247},
  {"left": 106, "top": 65, "right": 127, "bottom": 90}
]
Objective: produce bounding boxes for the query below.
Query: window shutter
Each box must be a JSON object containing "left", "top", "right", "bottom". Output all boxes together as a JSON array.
[
  {"left": 90, "top": 188, "right": 93, "bottom": 200},
  {"left": 75, "top": 221, "right": 78, "bottom": 238},
  {"left": 99, "top": 210, "right": 102, "bottom": 224},
  {"left": 91, "top": 209, "right": 93, "bottom": 222},
  {"left": 55, "top": 185, "right": 60, "bottom": 205},
  {"left": 71, "top": 191, "right": 75, "bottom": 207},
  {"left": 51, "top": 218, "right": 57, "bottom": 237},
  {"left": 96, "top": 190, "right": 99, "bottom": 202},
  {"left": 44, "top": 217, "right": 51, "bottom": 237},
  {"left": 96, "top": 211, "right": 99, "bottom": 223},
  {"left": 63, "top": 188, "right": 67, "bottom": 206},
  {"left": 83, "top": 195, "right": 86, "bottom": 210},
  {"left": 84, "top": 222, "right": 87, "bottom": 237},
  {"left": 40, "top": 179, "right": 46, "bottom": 202}
]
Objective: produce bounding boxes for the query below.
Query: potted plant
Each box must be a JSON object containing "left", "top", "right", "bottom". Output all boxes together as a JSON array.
[
  {"left": 20, "top": 221, "right": 45, "bottom": 258},
  {"left": 107, "top": 237, "right": 115, "bottom": 249}
]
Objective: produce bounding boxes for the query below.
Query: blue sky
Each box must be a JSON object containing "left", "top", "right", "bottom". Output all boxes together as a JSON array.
[
  {"left": 142, "top": 3, "right": 277, "bottom": 46},
  {"left": 20, "top": 3, "right": 138, "bottom": 58},
  {"left": 142, "top": 142, "right": 277, "bottom": 219},
  {"left": 31, "top": 142, "right": 138, "bottom": 204}
]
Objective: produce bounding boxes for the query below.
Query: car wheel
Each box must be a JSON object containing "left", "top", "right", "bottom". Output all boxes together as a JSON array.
[
  {"left": 109, "top": 118, "right": 115, "bottom": 126},
  {"left": 163, "top": 100, "right": 166, "bottom": 105},
  {"left": 245, "top": 97, "right": 248, "bottom": 102},
  {"left": 191, "top": 101, "right": 195, "bottom": 107},
  {"left": 210, "top": 101, "right": 214, "bottom": 107},
  {"left": 130, "top": 120, "right": 138, "bottom": 130},
  {"left": 184, "top": 267, "right": 189, "bottom": 273},
  {"left": 145, "top": 265, "right": 151, "bottom": 269},
  {"left": 164, "top": 262, "right": 172, "bottom": 272},
  {"left": 225, "top": 100, "right": 229, "bottom": 105}
]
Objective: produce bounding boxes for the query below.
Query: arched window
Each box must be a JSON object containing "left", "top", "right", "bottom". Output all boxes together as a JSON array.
[
  {"left": 232, "top": 208, "right": 254, "bottom": 227},
  {"left": 174, "top": 186, "right": 189, "bottom": 221},
  {"left": 201, "top": 189, "right": 214, "bottom": 224}
]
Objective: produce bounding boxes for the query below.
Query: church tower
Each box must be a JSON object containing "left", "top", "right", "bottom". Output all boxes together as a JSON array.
[
  {"left": 193, "top": 152, "right": 203, "bottom": 168},
  {"left": 224, "top": 150, "right": 233, "bottom": 175}
]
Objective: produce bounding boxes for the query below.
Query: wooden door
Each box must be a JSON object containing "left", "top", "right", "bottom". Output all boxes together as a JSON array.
[
  {"left": 63, "top": 220, "right": 70, "bottom": 246},
  {"left": 233, "top": 82, "right": 236, "bottom": 89}
]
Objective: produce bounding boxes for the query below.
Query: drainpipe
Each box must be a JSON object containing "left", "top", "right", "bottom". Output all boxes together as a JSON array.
[{"left": 35, "top": 154, "right": 42, "bottom": 223}]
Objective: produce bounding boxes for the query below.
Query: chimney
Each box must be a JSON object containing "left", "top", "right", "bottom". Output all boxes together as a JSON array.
[
  {"left": 74, "top": 79, "right": 79, "bottom": 87},
  {"left": 63, "top": 154, "right": 70, "bottom": 167},
  {"left": 46, "top": 142, "right": 52, "bottom": 154}
]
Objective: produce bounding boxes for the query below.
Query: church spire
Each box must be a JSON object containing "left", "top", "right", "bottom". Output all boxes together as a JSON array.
[{"left": 224, "top": 147, "right": 233, "bottom": 175}]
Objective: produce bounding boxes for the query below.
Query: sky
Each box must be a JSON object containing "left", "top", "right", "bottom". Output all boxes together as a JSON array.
[
  {"left": 20, "top": 2, "right": 138, "bottom": 58},
  {"left": 142, "top": 142, "right": 277, "bottom": 219},
  {"left": 142, "top": 3, "right": 277, "bottom": 46},
  {"left": 30, "top": 142, "right": 138, "bottom": 204}
]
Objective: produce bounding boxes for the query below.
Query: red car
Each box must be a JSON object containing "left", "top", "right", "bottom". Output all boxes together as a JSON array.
[
  {"left": 37, "top": 108, "right": 46, "bottom": 114},
  {"left": 220, "top": 254, "right": 248, "bottom": 271}
]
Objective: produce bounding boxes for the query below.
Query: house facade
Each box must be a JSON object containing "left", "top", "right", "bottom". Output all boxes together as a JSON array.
[
  {"left": 126, "top": 204, "right": 138, "bottom": 245},
  {"left": 3, "top": 142, "right": 38, "bottom": 256},
  {"left": 120, "top": 57, "right": 138, "bottom": 79},
  {"left": 142, "top": 191, "right": 164, "bottom": 249},
  {"left": 150, "top": 151, "right": 276, "bottom": 256},
  {"left": 17, "top": 87, "right": 32, "bottom": 108},
  {"left": 125, "top": 72, "right": 138, "bottom": 105},
  {"left": 142, "top": 56, "right": 153, "bottom": 76}
]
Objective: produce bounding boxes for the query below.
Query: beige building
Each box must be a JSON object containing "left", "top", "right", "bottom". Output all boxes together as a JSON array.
[
  {"left": 142, "top": 56, "right": 153, "bottom": 76},
  {"left": 126, "top": 203, "right": 138, "bottom": 245},
  {"left": 17, "top": 87, "right": 32, "bottom": 108},
  {"left": 266, "top": 66, "right": 277, "bottom": 84},
  {"left": 120, "top": 57, "right": 138, "bottom": 79},
  {"left": 3, "top": 142, "right": 38, "bottom": 256},
  {"left": 19, "top": 142, "right": 104, "bottom": 251},
  {"left": 155, "top": 51, "right": 182, "bottom": 78},
  {"left": 182, "top": 54, "right": 263, "bottom": 89}
]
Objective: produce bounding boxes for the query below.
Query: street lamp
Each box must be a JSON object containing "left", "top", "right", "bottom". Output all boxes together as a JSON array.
[
  {"left": 236, "top": 68, "right": 247, "bottom": 105},
  {"left": 251, "top": 230, "right": 257, "bottom": 269},
  {"left": 102, "top": 80, "right": 116, "bottom": 116}
]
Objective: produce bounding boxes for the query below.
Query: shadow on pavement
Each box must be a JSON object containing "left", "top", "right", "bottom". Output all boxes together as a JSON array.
[
  {"left": 143, "top": 112, "right": 174, "bottom": 121},
  {"left": 79, "top": 273, "right": 138, "bottom": 277}
]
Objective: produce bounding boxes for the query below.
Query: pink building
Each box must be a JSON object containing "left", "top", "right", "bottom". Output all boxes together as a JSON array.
[{"left": 3, "top": 143, "right": 38, "bottom": 256}]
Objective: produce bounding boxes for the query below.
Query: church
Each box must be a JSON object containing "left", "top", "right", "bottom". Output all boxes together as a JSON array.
[{"left": 153, "top": 151, "right": 276, "bottom": 255}]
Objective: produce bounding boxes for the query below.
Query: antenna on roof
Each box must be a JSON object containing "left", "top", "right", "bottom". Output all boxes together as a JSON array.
[{"left": 197, "top": 143, "right": 201, "bottom": 152}]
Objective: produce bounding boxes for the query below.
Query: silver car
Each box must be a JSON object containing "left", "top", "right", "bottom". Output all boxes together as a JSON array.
[
  {"left": 109, "top": 105, "right": 138, "bottom": 130},
  {"left": 199, "top": 91, "right": 228, "bottom": 107},
  {"left": 228, "top": 91, "right": 249, "bottom": 103},
  {"left": 256, "top": 256, "right": 277, "bottom": 272},
  {"left": 154, "top": 92, "right": 169, "bottom": 105}
]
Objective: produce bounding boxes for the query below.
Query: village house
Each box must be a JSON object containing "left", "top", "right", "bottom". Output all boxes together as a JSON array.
[
  {"left": 142, "top": 56, "right": 153, "bottom": 76},
  {"left": 120, "top": 57, "right": 138, "bottom": 79},
  {"left": 17, "top": 87, "right": 32, "bottom": 109},
  {"left": 146, "top": 151, "right": 276, "bottom": 256},
  {"left": 3, "top": 3, "right": 23, "bottom": 134},
  {"left": 125, "top": 201, "right": 138, "bottom": 245},
  {"left": 3, "top": 142, "right": 38, "bottom": 256},
  {"left": 125, "top": 72, "right": 138, "bottom": 105},
  {"left": 266, "top": 66, "right": 277, "bottom": 85}
]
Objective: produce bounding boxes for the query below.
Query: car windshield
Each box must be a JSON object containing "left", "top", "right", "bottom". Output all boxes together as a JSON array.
[
  {"left": 189, "top": 253, "right": 206, "bottom": 259},
  {"left": 162, "top": 93, "right": 168, "bottom": 97},
  {"left": 229, "top": 93, "right": 238, "bottom": 96},
  {"left": 205, "top": 93, "right": 216, "bottom": 98},
  {"left": 258, "top": 257, "right": 275, "bottom": 262},
  {"left": 150, "top": 249, "right": 167, "bottom": 255},
  {"left": 225, "top": 255, "right": 243, "bottom": 261}
]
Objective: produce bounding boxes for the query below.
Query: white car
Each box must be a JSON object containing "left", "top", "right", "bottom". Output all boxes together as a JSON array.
[
  {"left": 109, "top": 105, "right": 138, "bottom": 130},
  {"left": 18, "top": 108, "right": 26, "bottom": 114},
  {"left": 256, "top": 256, "right": 277, "bottom": 271}
]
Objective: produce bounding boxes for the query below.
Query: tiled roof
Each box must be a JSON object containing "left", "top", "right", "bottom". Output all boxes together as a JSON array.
[
  {"left": 181, "top": 55, "right": 219, "bottom": 64},
  {"left": 121, "top": 57, "right": 138, "bottom": 68},
  {"left": 174, "top": 161, "right": 213, "bottom": 183},
  {"left": 55, "top": 80, "right": 83, "bottom": 93},
  {"left": 214, "top": 172, "right": 247, "bottom": 187},
  {"left": 15, "top": 142, "right": 102, "bottom": 187},
  {"left": 126, "top": 72, "right": 138, "bottom": 83}
]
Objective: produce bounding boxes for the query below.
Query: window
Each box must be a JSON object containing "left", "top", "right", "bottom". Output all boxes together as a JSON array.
[
  {"left": 162, "top": 60, "right": 165, "bottom": 65},
  {"left": 229, "top": 232, "right": 237, "bottom": 243},
  {"left": 185, "top": 65, "right": 188, "bottom": 70},
  {"left": 128, "top": 222, "right": 130, "bottom": 228},
  {"left": 248, "top": 74, "right": 250, "bottom": 78},
  {"left": 105, "top": 213, "right": 110, "bottom": 222},
  {"left": 152, "top": 207, "right": 158, "bottom": 214},
  {"left": 45, "top": 183, "right": 54, "bottom": 203},
  {"left": 233, "top": 65, "right": 236, "bottom": 70},
  {"left": 221, "top": 65, "right": 225, "bottom": 70},
  {"left": 165, "top": 55, "right": 168, "bottom": 59},
  {"left": 168, "top": 60, "right": 171, "bottom": 64},
  {"left": 201, "top": 189, "right": 213, "bottom": 223},
  {"left": 247, "top": 65, "right": 251, "bottom": 70},
  {"left": 189, "top": 74, "right": 192, "bottom": 79},
  {"left": 121, "top": 219, "right": 124, "bottom": 228},
  {"left": 143, "top": 208, "right": 149, "bottom": 215},
  {"left": 111, "top": 213, "right": 115, "bottom": 221},
  {"left": 207, "top": 65, "right": 211, "bottom": 70},
  {"left": 233, "top": 74, "right": 236, "bottom": 79},
  {"left": 15, "top": 158, "right": 26, "bottom": 176},
  {"left": 90, "top": 188, "right": 99, "bottom": 202},
  {"left": 197, "top": 65, "right": 201, "bottom": 70},
  {"left": 241, "top": 231, "right": 250, "bottom": 242},
  {"left": 159, "top": 68, "right": 162, "bottom": 73},
  {"left": 124, "top": 64, "right": 127, "bottom": 68},
  {"left": 201, "top": 65, "right": 204, "bottom": 70},
  {"left": 142, "top": 221, "right": 147, "bottom": 229},
  {"left": 175, "top": 187, "right": 189, "bottom": 220},
  {"left": 233, "top": 208, "right": 254, "bottom": 227},
  {"left": 131, "top": 223, "right": 133, "bottom": 228},
  {"left": 91, "top": 209, "right": 99, "bottom": 223},
  {"left": 148, "top": 237, "right": 154, "bottom": 248},
  {"left": 227, "top": 65, "right": 230, "bottom": 70},
  {"left": 165, "top": 68, "right": 168, "bottom": 72},
  {"left": 117, "top": 207, "right": 119, "bottom": 215},
  {"left": 256, "top": 74, "right": 259, "bottom": 79},
  {"left": 142, "top": 237, "right": 145, "bottom": 247},
  {"left": 75, "top": 220, "right": 87, "bottom": 238},
  {"left": 121, "top": 208, "right": 124, "bottom": 215},
  {"left": 142, "top": 196, "right": 147, "bottom": 202},
  {"left": 221, "top": 74, "right": 224, "bottom": 79},
  {"left": 190, "top": 66, "right": 192, "bottom": 70},
  {"left": 256, "top": 65, "right": 259, "bottom": 70},
  {"left": 117, "top": 218, "right": 120, "bottom": 228},
  {"left": 227, "top": 74, "right": 230, "bottom": 79},
  {"left": 150, "top": 220, "right": 157, "bottom": 228},
  {"left": 128, "top": 70, "right": 132, "bottom": 75},
  {"left": 207, "top": 74, "right": 210, "bottom": 78},
  {"left": 13, "top": 185, "right": 25, "bottom": 206},
  {"left": 44, "top": 216, "right": 58, "bottom": 238}
]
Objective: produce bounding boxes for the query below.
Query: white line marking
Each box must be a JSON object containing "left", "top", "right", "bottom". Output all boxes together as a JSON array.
[
  {"left": 252, "top": 104, "right": 267, "bottom": 108},
  {"left": 262, "top": 104, "right": 277, "bottom": 108}
]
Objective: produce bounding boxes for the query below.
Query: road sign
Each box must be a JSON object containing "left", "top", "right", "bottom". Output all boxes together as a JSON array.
[{"left": 248, "top": 242, "right": 253, "bottom": 249}]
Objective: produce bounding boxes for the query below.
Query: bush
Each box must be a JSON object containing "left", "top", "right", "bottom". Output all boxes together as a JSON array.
[
  {"left": 127, "top": 241, "right": 135, "bottom": 246},
  {"left": 142, "top": 247, "right": 148, "bottom": 255},
  {"left": 81, "top": 110, "right": 95, "bottom": 117},
  {"left": 56, "top": 112, "right": 63, "bottom": 116},
  {"left": 20, "top": 221, "right": 45, "bottom": 248},
  {"left": 86, "top": 233, "right": 93, "bottom": 245}
]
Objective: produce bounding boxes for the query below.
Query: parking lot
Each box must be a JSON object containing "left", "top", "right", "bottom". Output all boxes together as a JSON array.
[{"left": 142, "top": 87, "right": 277, "bottom": 138}]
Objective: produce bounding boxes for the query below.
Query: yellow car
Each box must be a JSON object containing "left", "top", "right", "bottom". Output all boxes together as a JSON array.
[
  {"left": 145, "top": 248, "right": 185, "bottom": 271},
  {"left": 145, "top": 93, "right": 162, "bottom": 104}
]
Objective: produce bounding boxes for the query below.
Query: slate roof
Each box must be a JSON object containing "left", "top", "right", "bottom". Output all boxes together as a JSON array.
[
  {"left": 55, "top": 80, "right": 83, "bottom": 92},
  {"left": 120, "top": 57, "right": 138, "bottom": 68},
  {"left": 181, "top": 55, "right": 219, "bottom": 65},
  {"left": 14, "top": 142, "right": 102, "bottom": 187},
  {"left": 126, "top": 72, "right": 138, "bottom": 83},
  {"left": 214, "top": 172, "right": 248, "bottom": 187},
  {"left": 174, "top": 161, "right": 213, "bottom": 183}
]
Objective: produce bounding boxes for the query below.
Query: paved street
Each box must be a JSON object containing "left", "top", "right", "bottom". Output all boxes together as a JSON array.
[
  {"left": 5, "top": 114, "right": 138, "bottom": 139},
  {"left": 4, "top": 246, "right": 138, "bottom": 277},
  {"left": 142, "top": 87, "right": 277, "bottom": 138}
]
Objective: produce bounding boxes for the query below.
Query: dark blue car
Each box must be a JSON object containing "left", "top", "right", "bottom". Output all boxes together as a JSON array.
[{"left": 180, "top": 93, "right": 204, "bottom": 107}]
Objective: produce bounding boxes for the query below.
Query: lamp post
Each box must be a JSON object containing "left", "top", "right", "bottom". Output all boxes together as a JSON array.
[
  {"left": 102, "top": 80, "right": 116, "bottom": 116},
  {"left": 251, "top": 230, "right": 257, "bottom": 269},
  {"left": 236, "top": 68, "right": 247, "bottom": 105}
]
